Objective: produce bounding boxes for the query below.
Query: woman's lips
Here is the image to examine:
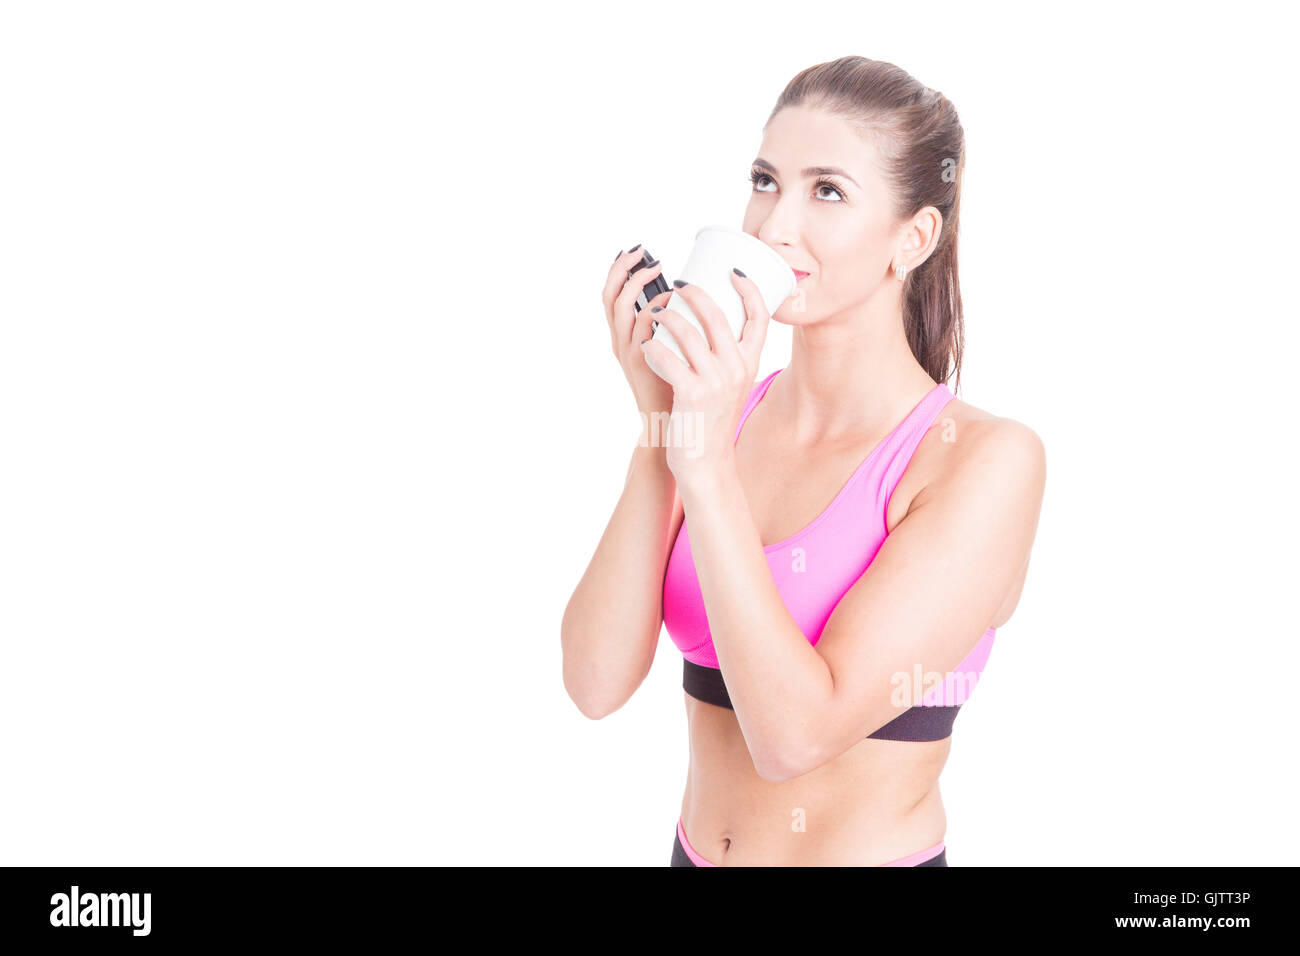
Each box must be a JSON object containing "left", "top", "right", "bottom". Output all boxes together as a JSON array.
[{"left": 793, "top": 270, "right": 809, "bottom": 283}]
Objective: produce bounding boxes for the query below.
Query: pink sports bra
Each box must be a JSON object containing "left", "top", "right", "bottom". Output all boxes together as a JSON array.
[{"left": 661, "top": 367, "right": 997, "bottom": 742}]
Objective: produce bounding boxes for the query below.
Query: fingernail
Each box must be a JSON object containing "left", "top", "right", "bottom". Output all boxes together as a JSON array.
[
  {"left": 640, "top": 338, "right": 649, "bottom": 345},
  {"left": 645, "top": 258, "right": 660, "bottom": 269},
  {"left": 733, "top": 267, "right": 746, "bottom": 278},
  {"left": 627, "top": 243, "right": 641, "bottom": 253},
  {"left": 673, "top": 279, "right": 689, "bottom": 288},
  {"left": 651, "top": 306, "right": 664, "bottom": 313}
]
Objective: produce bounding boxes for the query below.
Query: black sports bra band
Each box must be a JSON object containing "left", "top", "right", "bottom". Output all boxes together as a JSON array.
[{"left": 682, "top": 659, "right": 961, "bottom": 743}]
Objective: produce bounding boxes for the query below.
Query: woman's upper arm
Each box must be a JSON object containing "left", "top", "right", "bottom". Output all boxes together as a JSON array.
[{"left": 801, "top": 418, "right": 1046, "bottom": 768}]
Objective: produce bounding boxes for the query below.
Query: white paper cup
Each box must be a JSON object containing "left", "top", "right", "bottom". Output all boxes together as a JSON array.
[{"left": 648, "top": 225, "right": 797, "bottom": 366}]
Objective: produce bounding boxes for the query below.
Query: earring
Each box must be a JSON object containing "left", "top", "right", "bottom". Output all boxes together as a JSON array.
[{"left": 895, "top": 262, "right": 907, "bottom": 282}]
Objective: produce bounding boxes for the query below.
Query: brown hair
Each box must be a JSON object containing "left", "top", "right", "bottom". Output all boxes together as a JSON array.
[{"left": 767, "top": 56, "right": 966, "bottom": 392}]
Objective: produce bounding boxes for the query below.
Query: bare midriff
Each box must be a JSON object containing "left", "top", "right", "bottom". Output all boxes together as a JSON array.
[{"left": 679, "top": 694, "right": 952, "bottom": 866}]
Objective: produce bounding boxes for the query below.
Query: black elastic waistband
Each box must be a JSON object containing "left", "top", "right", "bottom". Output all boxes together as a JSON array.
[{"left": 682, "top": 658, "right": 962, "bottom": 742}]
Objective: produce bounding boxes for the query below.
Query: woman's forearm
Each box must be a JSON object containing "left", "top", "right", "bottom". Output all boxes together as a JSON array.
[
  {"left": 561, "top": 443, "right": 679, "bottom": 719},
  {"left": 675, "top": 461, "right": 834, "bottom": 779}
]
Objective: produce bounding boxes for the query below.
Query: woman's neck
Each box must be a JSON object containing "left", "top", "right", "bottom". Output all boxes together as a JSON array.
[{"left": 773, "top": 306, "right": 936, "bottom": 445}]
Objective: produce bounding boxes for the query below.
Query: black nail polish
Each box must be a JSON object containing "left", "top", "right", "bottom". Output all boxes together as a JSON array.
[
  {"left": 627, "top": 243, "right": 641, "bottom": 253},
  {"left": 640, "top": 338, "right": 649, "bottom": 344},
  {"left": 673, "top": 279, "right": 689, "bottom": 288},
  {"left": 733, "top": 267, "right": 746, "bottom": 278},
  {"left": 651, "top": 306, "right": 664, "bottom": 313},
  {"left": 645, "top": 258, "right": 660, "bottom": 269}
]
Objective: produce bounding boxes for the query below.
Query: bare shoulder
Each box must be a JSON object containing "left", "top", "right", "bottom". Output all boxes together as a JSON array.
[{"left": 888, "top": 396, "right": 1046, "bottom": 531}]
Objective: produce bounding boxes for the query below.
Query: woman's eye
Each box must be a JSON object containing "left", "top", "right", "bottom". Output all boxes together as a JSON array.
[{"left": 750, "top": 171, "right": 844, "bottom": 203}]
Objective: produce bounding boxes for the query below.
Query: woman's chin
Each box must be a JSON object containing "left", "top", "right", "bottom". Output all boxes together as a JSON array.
[{"left": 773, "top": 300, "right": 816, "bottom": 325}]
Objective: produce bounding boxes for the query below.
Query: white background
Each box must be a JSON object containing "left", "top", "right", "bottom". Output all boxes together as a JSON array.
[{"left": 2, "top": 0, "right": 1296, "bottom": 866}]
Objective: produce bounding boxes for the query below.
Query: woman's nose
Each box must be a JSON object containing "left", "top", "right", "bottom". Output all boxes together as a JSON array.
[{"left": 757, "top": 203, "right": 800, "bottom": 248}]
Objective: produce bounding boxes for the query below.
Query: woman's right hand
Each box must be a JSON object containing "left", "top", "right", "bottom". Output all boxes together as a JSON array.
[{"left": 603, "top": 247, "right": 674, "bottom": 416}]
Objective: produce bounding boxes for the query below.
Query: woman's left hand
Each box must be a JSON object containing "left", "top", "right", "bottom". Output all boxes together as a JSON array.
[{"left": 639, "top": 270, "right": 772, "bottom": 487}]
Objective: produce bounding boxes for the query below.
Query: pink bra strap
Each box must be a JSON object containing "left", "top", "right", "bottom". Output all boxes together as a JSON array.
[{"left": 733, "top": 368, "right": 782, "bottom": 444}]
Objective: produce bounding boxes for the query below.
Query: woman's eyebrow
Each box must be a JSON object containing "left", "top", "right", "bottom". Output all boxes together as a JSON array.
[{"left": 752, "top": 157, "right": 860, "bottom": 188}]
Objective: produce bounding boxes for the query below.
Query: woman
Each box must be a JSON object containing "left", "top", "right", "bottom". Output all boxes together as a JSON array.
[{"left": 561, "top": 56, "right": 1046, "bottom": 866}]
